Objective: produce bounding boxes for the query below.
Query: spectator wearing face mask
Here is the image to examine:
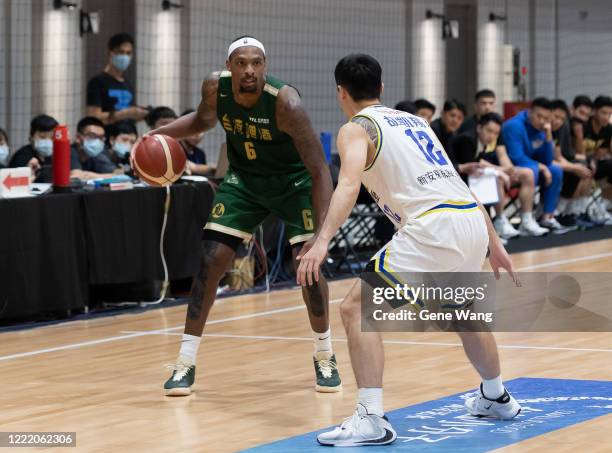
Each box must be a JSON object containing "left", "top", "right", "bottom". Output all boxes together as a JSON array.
[
  {"left": 9, "top": 114, "right": 59, "bottom": 182},
  {"left": 178, "top": 109, "right": 216, "bottom": 176},
  {"left": 0, "top": 128, "right": 9, "bottom": 169},
  {"left": 70, "top": 117, "right": 118, "bottom": 181},
  {"left": 106, "top": 120, "right": 138, "bottom": 173},
  {"left": 430, "top": 99, "right": 466, "bottom": 151},
  {"left": 86, "top": 33, "right": 149, "bottom": 125}
]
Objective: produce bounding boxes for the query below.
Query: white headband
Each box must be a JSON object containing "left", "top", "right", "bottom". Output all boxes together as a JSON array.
[{"left": 227, "top": 37, "right": 266, "bottom": 58}]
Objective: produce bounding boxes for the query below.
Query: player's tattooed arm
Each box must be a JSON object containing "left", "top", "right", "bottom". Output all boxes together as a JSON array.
[
  {"left": 351, "top": 116, "right": 380, "bottom": 150},
  {"left": 149, "top": 72, "right": 220, "bottom": 139},
  {"left": 276, "top": 86, "right": 333, "bottom": 229}
]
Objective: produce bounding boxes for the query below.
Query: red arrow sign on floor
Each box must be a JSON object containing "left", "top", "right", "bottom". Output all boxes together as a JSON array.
[{"left": 2, "top": 174, "right": 29, "bottom": 190}]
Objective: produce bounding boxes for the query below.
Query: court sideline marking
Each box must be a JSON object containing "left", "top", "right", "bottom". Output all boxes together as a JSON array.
[
  {"left": 118, "top": 331, "right": 612, "bottom": 353},
  {"left": 1, "top": 250, "right": 612, "bottom": 362}
]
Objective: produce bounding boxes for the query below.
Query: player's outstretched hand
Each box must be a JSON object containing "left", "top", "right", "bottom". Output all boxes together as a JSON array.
[
  {"left": 296, "top": 238, "right": 328, "bottom": 286},
  {"left": 489, "top": 239, "right": 521, "bottom": 287}
]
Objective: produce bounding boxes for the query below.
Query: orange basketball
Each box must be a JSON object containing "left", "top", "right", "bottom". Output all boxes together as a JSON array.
[{"left": 132, "top": 134, "right": 186, "bottom": 186}]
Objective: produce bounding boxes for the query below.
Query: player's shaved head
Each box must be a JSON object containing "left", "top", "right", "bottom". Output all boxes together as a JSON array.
[{"left": 335, "top": 53, "right": 382, "bottom": 102}]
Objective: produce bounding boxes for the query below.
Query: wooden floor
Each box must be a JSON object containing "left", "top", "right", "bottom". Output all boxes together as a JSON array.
[{"left": 1, "top": 239, "right": 611, "bottom": 453}]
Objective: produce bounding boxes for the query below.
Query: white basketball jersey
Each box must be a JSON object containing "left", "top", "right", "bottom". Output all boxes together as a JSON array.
[{"left": 356, "top": 104, "right": 476, "bottom": 228}]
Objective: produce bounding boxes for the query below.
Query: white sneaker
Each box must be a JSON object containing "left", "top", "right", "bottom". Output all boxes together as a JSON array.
[
  {"left": 539, "top": 217, "right": 576, "bottom": 235},
  {"left": 519, "top": 217, "right": 549, "bottom": 236},
  {"left": 494, "top": 216, "right": 520, "bottom": 239},
  {"left": 465, "top": 384, "right": 522, "bottom": 420},
  {"left": 589, "top": 199, "right": 612, "bottom": 226},
  {"left": 317, "top": 404, "right": 397, "bottom": 447}
]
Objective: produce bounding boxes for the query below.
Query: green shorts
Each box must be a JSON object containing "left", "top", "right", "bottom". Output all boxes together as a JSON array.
[{"left": 205, "top": 167, "right": 315, "bottom": 245}]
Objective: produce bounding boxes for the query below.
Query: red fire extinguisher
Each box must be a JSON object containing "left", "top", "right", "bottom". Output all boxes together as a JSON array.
[{"left": 53, "top": 125, "right": 71, "bottom": 192}]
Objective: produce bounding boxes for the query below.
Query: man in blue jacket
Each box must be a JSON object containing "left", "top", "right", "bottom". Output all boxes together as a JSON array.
[{"left": 502, "top": 98, "right": 564, "bottom": 233}]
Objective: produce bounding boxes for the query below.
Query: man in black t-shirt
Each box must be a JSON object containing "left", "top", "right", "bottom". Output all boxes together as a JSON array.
[
  {"left": 449, "top": 113, "right": 538, "bottom": 238},
  {"left": 582, "top": 96, "right": 612, "bottom": 224},
  {"left": 430, "top": 99, "right": 465, "bottom": 150},
  {"left": 569, "top": 95, "right": 593, "bottom": 158},
  {"left": 86, "top": 33, "right": 148, "bottom": 125},
  {"left": 458, "top": 89, "right": 496, "bottom": 134},
  {"left": 9, "top": 114, "right": 58, "bottom": 182},
  {"left": 550, "top": 100, "right": 598, "bottom": 227}
]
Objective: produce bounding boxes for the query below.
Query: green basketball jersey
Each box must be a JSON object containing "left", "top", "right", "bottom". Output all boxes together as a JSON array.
[{"left": 216, "top": 71, "right": 305, "bottom": 177}]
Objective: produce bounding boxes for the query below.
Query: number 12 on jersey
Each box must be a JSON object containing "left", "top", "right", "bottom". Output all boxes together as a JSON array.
[{"left": 404, "top": 129, "right": 448, "bottom": 166}]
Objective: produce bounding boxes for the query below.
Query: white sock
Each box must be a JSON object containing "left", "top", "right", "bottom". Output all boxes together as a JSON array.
[
  {"left": 358, "top": 388, "right": 384, "bottom": 416},
  {"left": 482, "top": 375, "right": 504, "bottom": 399},
  {"left": 520, "top": 211, "right": 533, "bottom": 223},
  {"left": 313, "top": 328, "right": 332, "bottom": 354},
  {"left": 179, "top": 334, "right": 201, "bottom": 364},
  {"left": 557, "top": 198, "right": 569, "bottom": 215},
  {"left": 577, "top": 197, "right": 589, "bottom": 215}
]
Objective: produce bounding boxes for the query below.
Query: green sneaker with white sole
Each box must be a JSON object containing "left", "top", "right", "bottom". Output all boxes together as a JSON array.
[
  {"left": 314, "top": 351, "right": 342, "bottom": 392},
  {"left": 164, "top": 356, "right": 196, "bottom": 396}
]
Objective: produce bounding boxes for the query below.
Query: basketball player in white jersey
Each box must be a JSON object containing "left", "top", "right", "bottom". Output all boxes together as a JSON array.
[{"left": 297, "top": 54, "right": 522, "bottom": 447}]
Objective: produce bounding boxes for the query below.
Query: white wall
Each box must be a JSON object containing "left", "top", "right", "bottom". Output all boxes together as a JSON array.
[
  {"left": 557, "top": 0, "right": 612, "bottom": 101},
  {"left": 135, "top": 0, "right": 182, "bottom": 118},
  {"left": 533, "top": 0, "right": 556, "bottom": 99},
  {"left": 409, "top": 0, "right": 446, "bottom": 115},
  {"left": 5, "top": 0, "right": 34, "bottom": 147},
  {"left": 475, "top": 0, "right": 506, "bottom": 109},
  {"left": 38, "top": 0, "right": 84, "bottom": 138}
]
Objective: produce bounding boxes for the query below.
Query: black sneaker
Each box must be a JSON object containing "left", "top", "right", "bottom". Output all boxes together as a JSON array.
[
  {"left": 576, "top": 213, "right": 598, "bottom": 229},
  {"left": 556, "top": 214, "right": 577, "bottom": 227}
]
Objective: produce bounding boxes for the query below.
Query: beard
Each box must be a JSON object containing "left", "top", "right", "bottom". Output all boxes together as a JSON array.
[{"left": 239, "top": 84, "right": 258, "bottom": 93}]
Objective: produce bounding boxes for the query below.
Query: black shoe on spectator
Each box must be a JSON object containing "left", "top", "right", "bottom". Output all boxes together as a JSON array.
[
  {"left": 556, "top": 214, "right": 577, "bottom": 227},
  {"left": 576, "top": 213, "right": 599, "bottom": 229},
  {"left": 540, "top": 217, "right": 577, "bottom": 235}
]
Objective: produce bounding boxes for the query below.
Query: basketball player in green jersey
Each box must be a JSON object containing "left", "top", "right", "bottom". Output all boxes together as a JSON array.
[{"left": 148, "top": 36, "right": 341, "bottom": 396}]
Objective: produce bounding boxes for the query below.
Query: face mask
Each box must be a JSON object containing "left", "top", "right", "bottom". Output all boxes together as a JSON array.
[
  {"left": 34, "top": 138, "right": 53, "bottom": 157},
  {"left": 0, "top": 145, "right": 9, "bottom": 165},
  {"left": 111, "top": 54, "right": 132, "bottom": 72},
  {"left": 83, "top": 138, "right": 105, "bottom": 158},
  {"left": 112, "top": 141, "right": 131, "bottom": 158}
]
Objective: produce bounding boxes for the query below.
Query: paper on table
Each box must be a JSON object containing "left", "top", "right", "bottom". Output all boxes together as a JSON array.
[{"left": 468, "top": 169, "right": 499, "bottom": 205}]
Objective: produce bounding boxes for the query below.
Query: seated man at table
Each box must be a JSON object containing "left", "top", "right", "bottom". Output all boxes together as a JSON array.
[
  {"left": 106, "top": 120, "right": 138, "bottom": 174},
  {"left": 9, "top": 114, "right": 59, "bottom": 182},
  {"left": 449, "top": 113, "right": 542, "bottom": 238},
  {"left": 70, "top": 117, "right": 119, "bottom": 181}
]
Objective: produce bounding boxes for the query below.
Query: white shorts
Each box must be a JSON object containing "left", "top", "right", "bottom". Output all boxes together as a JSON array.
[{"left": 371, "top": 208, "right": 489, "bottom": 277}]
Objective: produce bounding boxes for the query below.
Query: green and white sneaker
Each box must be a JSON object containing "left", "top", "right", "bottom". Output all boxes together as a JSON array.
[
  {"left": 164, "top": 355, "right": 196, "bottom": 396},
  {"left": 314, "top": 351, "right": 342, "bottom": 393}
]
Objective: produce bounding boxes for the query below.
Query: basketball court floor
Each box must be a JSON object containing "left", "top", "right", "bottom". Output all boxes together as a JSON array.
[{"left": 1, "top": 239, "right": 611, "bottom": 452}]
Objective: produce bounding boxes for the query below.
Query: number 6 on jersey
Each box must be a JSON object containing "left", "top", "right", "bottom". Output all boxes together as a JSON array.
[{"left": 244, "top": 141, "right": 257, "bottom": 160}]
